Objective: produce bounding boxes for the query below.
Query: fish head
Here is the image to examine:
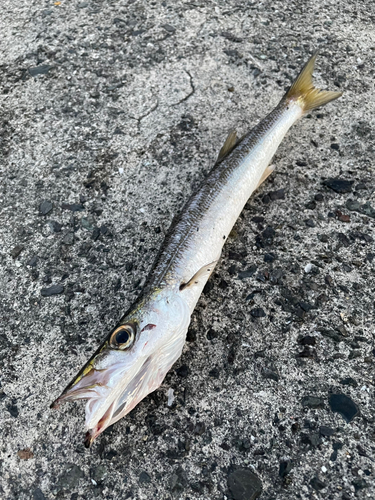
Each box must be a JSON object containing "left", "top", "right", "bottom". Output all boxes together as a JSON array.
[{"left": 51, "top": 289, "right": 190, "bottom": 446}]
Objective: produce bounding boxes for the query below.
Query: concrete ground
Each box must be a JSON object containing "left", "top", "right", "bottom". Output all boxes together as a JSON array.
[{"left": 0, "top": 1, "right": 374, "bottom": 499}]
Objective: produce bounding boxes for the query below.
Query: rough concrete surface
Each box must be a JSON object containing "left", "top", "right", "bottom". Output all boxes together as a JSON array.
[{"left": 0, "top": 1, "right": 374, "bottom": 499}]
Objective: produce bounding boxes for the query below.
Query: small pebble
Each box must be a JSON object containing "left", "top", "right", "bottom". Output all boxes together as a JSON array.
[
  {"left": 27, "top": 256, "right": 38, "bottom": 267},
  {"left": 206, "top": 328, "right": 218, "bottom": 340},
  {"left": 251, "top": 216, "right": 264, "bottom": 223},
  {"left": 319, "top": 426, "right": 335, "bottom": 437},
  {"left": 10, "top": 245, "right": 24, "bottom": 259},
  {"left": 268, "top": 188, "right": 285, "bottom": 201},
  {"left": 279, "top": 460, "right": 293, "bottom": 478},
  {"left": 250, "top": 308, "right": 266, "bottom": 318},
  {"left": 17, "top": 448, "right": 34, "bottom": 460},
  {"left": 41, "top": 284, "right": 64, "bottom": 297},
  {"left": 346, "top": 199, "right": 360, "bottom": 211},
  {"left": 323, "top": 178, "right": 353, "bottom": 194},
  {"left": 32, "top": 488, "right": 46, "bottom": 500},
  {"left": 167, "top": 388, "right": 174, "bottom": 407},
  {"left": 360, "top": 201, "right": 375, "bottom": 218},
  {"left": 227, "top": 469, "right": 262, "bottom": 500},
  {"left": 302, "top": 396, "right": 325, "bottom": 409},
  {"left": 62, "top": 233, "right": 74, "bottom": 245},
  {"left": 62, "top": 202, "right": 84, "bottom": 212},
  {"left": 91, "top": 465, "right": 107, "bottom": 483},
  {"left": 298, "top": 335, "right": 316, "bottom": 346},
  {"left": 325, "top": 274, "right": 333, "bottom": 286},
  {"left": 39, "top": 200, "right": 53, "bottom": 215},
  {"left": 336, "top": 210, "right": 350, "bottom": 222},
  {"left": 329, "top": 393, "right": 359, "bottom": 423},
  {"left": 264, "top": 253, "right": 276, "bottom": 262},
  {"left": 7, "top": 403, "right": 19, "bottom": 417},
  {"left": 139, "top": 471, "right": 151, "bottom": 484},
  {"left": 92, "top": 227, "right": 100, "bottom": 241},
  {"left": 310, "top": 476, "right": 326, "bottom": 491},
  {"left": 57, "top": 464, "right": 84, "bottom": 490},
  {"left": 304, "top": 263, "right": 313, "bottom": 273},
  {"left": 194, "top": 422, "right": 206, "bottom": 435},
  {"left": 29, "top": 65, "right": 53, "bottom": 77},
  {"left": 238, "top": 266, "right": 257, "bottom": 279},
  {"left": 305, "top": 219, "right": 315, "bottom": 227},
  {"left": 262, "top": 367, "right": 279, "bottom": 382},
  {"left": 305, "top": 200, "right": 316, "bottom": 210},
  {"left": 81, "top": 216, "right": 95, "bottom": 232},
  {"left": 161, "top": 24, "right": 175, "bottom": 33},
  {"left": 175, "top": 365, "right": 189, "bottom": 378},
  {"left": 209, "top": 367, "right": 220, "bottom": 378},
  {"left": 48, "top": 221, "right": 62, "bottom": 233}
]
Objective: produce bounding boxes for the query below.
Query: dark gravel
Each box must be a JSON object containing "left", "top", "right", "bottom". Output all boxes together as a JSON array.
[
  {"left": 329, "top": 393, "right": 360, "bottom": 423},
  {"left": 227, "top": 468, "right": 263, "bottom": 500},
  {"left": 40, "top": 284, "right": 65, "bottom": 297},
  {"left": 323, "top": 178, "right": 354, "bottom": 194},
  {"left": 39, "top": 200, "right": 53, "bottom": 216},
  {"left": 1, "top": 1, "right": 374, "bottom": 499}
]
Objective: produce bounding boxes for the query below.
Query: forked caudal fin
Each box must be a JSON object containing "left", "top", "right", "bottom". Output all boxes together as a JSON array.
[{"left": 286, "top": 51, "right": 342, "bottom": 112}]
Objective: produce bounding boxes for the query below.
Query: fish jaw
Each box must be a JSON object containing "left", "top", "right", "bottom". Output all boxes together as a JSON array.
[{"left": 52, "top": 287, "right": 191, "bottom": 445}]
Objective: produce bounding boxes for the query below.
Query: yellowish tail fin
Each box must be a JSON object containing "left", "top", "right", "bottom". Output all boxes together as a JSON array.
[{"left": 286, "top": 51, "right": 342, "bottom": 112}]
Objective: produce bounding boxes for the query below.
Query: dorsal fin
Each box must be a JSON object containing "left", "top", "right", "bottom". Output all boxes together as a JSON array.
[{"left": 216, "top": 130, "right": 238, "bottom": 164}]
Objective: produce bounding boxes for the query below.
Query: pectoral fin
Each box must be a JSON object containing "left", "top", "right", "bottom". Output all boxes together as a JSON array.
[
  {"left": 179, "top": 260, "right": 218, "bottom": 291},
  {"left": 256, "top": 164, "right": 275, "bottom": 189}
]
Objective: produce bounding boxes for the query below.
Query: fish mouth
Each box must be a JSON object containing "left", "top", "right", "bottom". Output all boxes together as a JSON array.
[
  {"left": 51, "top": 354, "right": 159, "bottom": 446},
  {"left": 50, "top": 359, "right": 114, "bottom": 409}
]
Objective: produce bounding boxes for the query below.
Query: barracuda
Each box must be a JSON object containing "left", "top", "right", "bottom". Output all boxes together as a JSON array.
[{"left": 51, "top": 52, "right": 342, "bottom": 447}]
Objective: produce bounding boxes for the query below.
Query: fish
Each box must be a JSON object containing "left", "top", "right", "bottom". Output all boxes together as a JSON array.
[{"left": 51, "top": 52, "right": 342, "bottom": 447}]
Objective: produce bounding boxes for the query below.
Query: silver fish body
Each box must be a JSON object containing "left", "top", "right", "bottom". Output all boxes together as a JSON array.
[
  {"left": 51, "top": 53, "right": 341, "bottom": 446},
  {"left": 150, "top": 101, "right": 302, "bottom": 312}
]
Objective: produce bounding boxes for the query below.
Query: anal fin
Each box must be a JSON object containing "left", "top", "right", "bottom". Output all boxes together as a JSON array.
[
  {"left": 179, "top": 260, "right": 218, "bottom": 291},
  {"left": 256, "top": 164, "right": 275, "bottom": 190}
]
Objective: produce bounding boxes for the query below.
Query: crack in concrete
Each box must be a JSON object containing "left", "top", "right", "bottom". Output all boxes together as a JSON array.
[
  {"left": 129, "top": 98, "right": 159, "bottom": 129},
  {"left": 139, "top": 98, "right": 159, "bottom": 121},
  {"left": 171, "top": 70, "right": 195, "bottom": 106}
]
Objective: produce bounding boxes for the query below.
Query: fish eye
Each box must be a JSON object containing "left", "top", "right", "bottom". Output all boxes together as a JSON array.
[{"left": 110, "top": 324, "right": 135, "bottom": 350}]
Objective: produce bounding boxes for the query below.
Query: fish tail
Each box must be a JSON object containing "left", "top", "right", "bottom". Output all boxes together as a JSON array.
[{"left": 285, "top": 51, "right": 342, "bottom": 112}]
